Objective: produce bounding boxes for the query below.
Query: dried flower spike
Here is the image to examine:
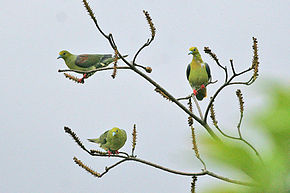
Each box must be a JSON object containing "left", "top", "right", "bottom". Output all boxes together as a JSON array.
[
  {"left": 154, "top": 88, "right": 171, "bottom": 101},
  {"left": 64, "top": 126, "right": 86, "bottom": 151},
  {"left": 73, "top": 157, "right": 100, "bottom": 177},
  {"left": 236, "top": 89, "right": 244, "bottom": 114},
  {"left": 252, "top": 37, "right": 259, "bottom": 81},
  {"left": 111, "top": 49, "right": 118, "bottom": 79},
  {"left": 191, "top": 126, "right": 200, "bottom": 158},
  {"left": 143, "top": 10, "right": 156, "bottom": 39},
  {"left": 131, "top": 124, "right": 137, "bottom": 156},
  {"left": 191, "top": 176, "right": 197, "bottom": 193},
  {"left": 64, "top": 73, "right": 84, "bottom": 84},
  {"left": 209, "top": 102, "right": 218, "bottom": 127},
  {"left": 188, "top": 98, "right": 193, "bottom": 126}
]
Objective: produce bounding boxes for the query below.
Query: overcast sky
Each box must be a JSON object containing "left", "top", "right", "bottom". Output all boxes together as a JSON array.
[{"left": 0, "top": 0, "right": 289, "bottom": 192}]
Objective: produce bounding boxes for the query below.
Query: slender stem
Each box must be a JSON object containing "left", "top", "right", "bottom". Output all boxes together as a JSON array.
[
  {"left": 98, "top": 159, "right": 127, "bottom": 178},
  {"left": 58, "top": 66, "right": 131, "bottom": 74},
  {"left": 192, "top": 96, "right": 203, "bottom": 120},
  {"left": 205, "top": 170, "right": 255, "bottom": 186},
  {"left": 237, "top": 113, "right": 243, "bottom": 138},
  {"left": 133, "top": 39, "right": 152, "bottom": 64},
  {"left": 126, "top": 62, "right": 219, "bottom": 140},
  {"left": 90, "top": 152, "right": 255, "bottom": 186},
  {"left": 177, "top": 95, "right": 191, "bottom": 101}
]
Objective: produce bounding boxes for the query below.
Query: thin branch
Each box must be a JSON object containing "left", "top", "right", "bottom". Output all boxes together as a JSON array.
[
  {"left": 204, "top": 38, "right": 259, "bottom": 123},
  {"left": 89, "top": 146, "right": 255, "bottom": 186},
  {"left": 230, "top": 59, "right": 236, "bottom": 75},
  {"left": 192, "top": 95, "right": 203, "bottom": 120},
  {"left": 132, "top": 10, "right": 156, "bottom": 64},
  {"left": 98, "top": 159, "right": 127, "bottom": 178},
  {"left": 58, "top": 66, "right": 131, "bottom": 74},
  {"left": 82, "top": 0, "right": 109, "bottom": 39},
  {"left": 81, "top": 1, "right": 219, "bottom": 140},
  {"left": 204, "top": 47, "right": 228, "bottom": 82},
  {"left": 177, "top": 95, "right": 192, "bottom": 101},
  {"left": 205, "top": 170, "right": 255, "bottom": 186},
  {"left": 66, "top": 126, "right": 254, "bottom": 186}
]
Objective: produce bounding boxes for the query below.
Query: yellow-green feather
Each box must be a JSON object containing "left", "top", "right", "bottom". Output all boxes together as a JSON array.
[
  {"left": 88, "top": 127, "right": 127, "bottom": 152},
  {"left": 187, "top": 47, "right": 210, "bottom": 100}
]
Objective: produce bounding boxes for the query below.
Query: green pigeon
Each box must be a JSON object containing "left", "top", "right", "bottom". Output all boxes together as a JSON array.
[
  {"left": 57, "top": 50, "right": 127, "bottom": 83},
  {"left": 186, "top": 47, "right": 211, "bottom": 101},
  {"left": 88, "top": 127, "right": 127, "bottom": 155}
]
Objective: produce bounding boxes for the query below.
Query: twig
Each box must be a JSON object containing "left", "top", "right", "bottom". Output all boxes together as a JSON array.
[
  {"left": 58, "top": 66, "right": 131, "bottom": 74},
  {"left": 192, "top": 95, "right": 203, "bottom": 120},
  {"left": 132, "top": 10, "right": 156, "bottom": 64},
  {"left": 66, "top": 126, "right": 255, "bottom": 186},
  {"left": 204, "top": 47, "right": 228, "bottom": 82},
  {"left": 81, "top": 0, "right": 219, "bottom": 140},
  {"left": 204, "top": 38, "right": 259, "bottom": 123},
  {"left": 98, "top": 159, "right": 127, "bottom": 178},
  {"left": 177, "top": 95, "right": 191, "bottom": 101}
]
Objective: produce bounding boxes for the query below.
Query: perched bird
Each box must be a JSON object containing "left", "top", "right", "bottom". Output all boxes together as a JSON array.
[
  {"left": 57, "top": 50, "right": 127, "bottom": 83},
  {"left": 186, "top": 47, "right": 211, "bottom": 101},
  {"left": 88, "top": 127, "right": 127, "bottom": 156}
]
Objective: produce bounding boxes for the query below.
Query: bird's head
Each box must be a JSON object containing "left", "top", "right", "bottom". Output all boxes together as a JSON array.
[
  {"left": 188, "top": 47, "right": 200, "bottom": 56},
  {"left": 57, "top": 50, "right": 71, "bottom": 60},
  {"left": 111, "top": 127, "right": 120, "bottom": 137}
]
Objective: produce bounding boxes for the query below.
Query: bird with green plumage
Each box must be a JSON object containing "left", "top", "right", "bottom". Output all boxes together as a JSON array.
[
  {"left": 186, "top": 47, "right": 211, "bottom": 101},
  {"left": 57, "top": 50, "right": 127, "bottom": 83},
  {"left": 88, "top": 127, "right": 127, "bottom": 156}
]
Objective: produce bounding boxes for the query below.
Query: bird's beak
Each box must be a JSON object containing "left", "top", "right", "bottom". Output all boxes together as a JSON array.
[
  {"left": 57, "top": 55, "right": 62, "bottom": 59},
  {"left": 112, "top": 132, "right": 116, "bottom": 136},
  {"left": 188, "top": 51, "right": 193, "bottom": 55}
]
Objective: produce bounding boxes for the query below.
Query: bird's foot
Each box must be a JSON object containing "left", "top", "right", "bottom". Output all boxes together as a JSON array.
[
  {"left": 193, "top": 89, "right": 198, "bottom": 96},
  {"left": 77, "top": 73, "right": 87, "bottom": 83},
  {"left": 107, "top": 150, "right": 112, "bottom": 157},
  {"left": 115, "top": 150, "right": 119, "bottom": 154},
  {"left": 77, "top": 78, "right": 84, "bottom": 83},
  {"left": 201, "top": 84, "right": 205, "bottom": 89}
]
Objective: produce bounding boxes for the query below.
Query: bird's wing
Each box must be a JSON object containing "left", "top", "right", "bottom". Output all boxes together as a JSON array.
[
  {"left": 205, "top": 62, "right": 211, "bottom": 80},
  {"left": 98, "top": 130, "right": 109, "bottom": 145},
  {"left": 186, "top": 63, "right": 191, "bottom": 81},
  {"left": 75, "top": 54, "right": 112, "bottom": 68}
]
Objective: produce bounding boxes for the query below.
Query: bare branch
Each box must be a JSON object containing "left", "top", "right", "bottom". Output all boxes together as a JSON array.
[
  {"left": 66, "top": 127, "right": 254, "bottom": 186},
  {"left": 58, "top": 66, "right": 131, "bottom": 74},
  {"left": 132, "top": 10, "right": 156, "bottom": 64},
  {"left": 82, "top": 0, "right": 109, "bottom": 39},
  {"left": 204, "top": 47, "right": 228, "bottom": 82},
  {"left": 192, "top": 96, "right": 203, "bottom": 120}
]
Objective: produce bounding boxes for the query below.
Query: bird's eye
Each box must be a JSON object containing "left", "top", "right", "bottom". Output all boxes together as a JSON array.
[
  {"left": 193, "top": 49, "right": 196, "bottom": 51},
  {"left": 63, "top": 53, "right": 66, "bottom": 55}
]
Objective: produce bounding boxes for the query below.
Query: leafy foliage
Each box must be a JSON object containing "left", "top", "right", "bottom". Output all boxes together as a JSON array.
[{"left": 203, "top": 85, "right": 290, "bottom": 192}]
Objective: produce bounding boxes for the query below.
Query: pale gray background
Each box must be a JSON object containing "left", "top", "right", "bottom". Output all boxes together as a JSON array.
[{"left": 0, "top": 0, "right": 289, "bottom": 192}]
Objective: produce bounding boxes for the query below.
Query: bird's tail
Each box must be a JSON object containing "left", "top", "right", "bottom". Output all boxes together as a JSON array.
[
  {"left": 196, "top": 87, "right": 207, "bottom": 101},
  {"left": 87, "top": 138, "right": 100, "bottom": 143}
]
